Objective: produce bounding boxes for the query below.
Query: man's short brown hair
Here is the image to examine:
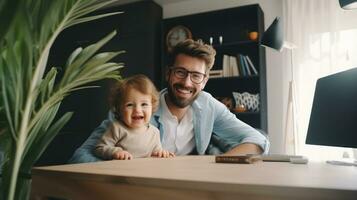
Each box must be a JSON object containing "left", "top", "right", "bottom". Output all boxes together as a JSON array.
[
  {"left": 109, "top": 74, "right": 159, "bottom": 120},
  {"left": 168, "top": 39, "right": 216, "bottom": 72}
]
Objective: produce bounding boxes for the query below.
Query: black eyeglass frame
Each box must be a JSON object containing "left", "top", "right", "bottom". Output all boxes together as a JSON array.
[{"left": 169, "top": 67, "right": 207, "bottom": 84}]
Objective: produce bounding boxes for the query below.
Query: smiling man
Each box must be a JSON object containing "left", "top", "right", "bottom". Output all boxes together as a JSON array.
[{"left": 69, "top": 39, "right": 270, "bottom": 163}]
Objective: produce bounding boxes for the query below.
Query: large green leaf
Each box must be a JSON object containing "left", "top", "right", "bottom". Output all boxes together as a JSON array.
[
  {"left": 60, "top": 30, "right": 120, "bottom": 86},
  {"left": 22, "top": 111, "right": 74, "bottom": 171},
  {"left": 0, "top": 0, "right": 21, "bottom": 47}
]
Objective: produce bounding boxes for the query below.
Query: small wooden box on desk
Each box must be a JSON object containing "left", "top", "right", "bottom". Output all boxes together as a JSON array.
[{"left": 31, "top": 156, "right": 357, "bottom": 200}]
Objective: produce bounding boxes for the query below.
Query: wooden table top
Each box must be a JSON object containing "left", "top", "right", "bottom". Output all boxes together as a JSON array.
[{"left": 32, "top": 155, "right": 357, "bottom": 193}]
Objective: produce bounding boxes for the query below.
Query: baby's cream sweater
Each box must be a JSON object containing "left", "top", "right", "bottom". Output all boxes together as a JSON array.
[{"left": 94, "top": 120, "right": 162, "bottom": 159}]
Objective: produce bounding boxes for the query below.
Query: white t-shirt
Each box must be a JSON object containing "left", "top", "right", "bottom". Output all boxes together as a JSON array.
[{"left": 160, "top": 93, "right": 195, "bottom": 155}]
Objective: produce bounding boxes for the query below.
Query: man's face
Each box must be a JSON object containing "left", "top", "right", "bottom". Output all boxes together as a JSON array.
[{"left": 166, "top": 54, "right": 208, "bottom": 108}]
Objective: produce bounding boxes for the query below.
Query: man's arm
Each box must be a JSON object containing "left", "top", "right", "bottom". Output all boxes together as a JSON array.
[
  {"left": 211, "top": 98, "right": 270, "bottom": 155},
  {"left": 223, "top": 143, "right": 263, "bottom": 155},
  {"left": 68, "top": 112, "right": 114, "bottom": 164}
]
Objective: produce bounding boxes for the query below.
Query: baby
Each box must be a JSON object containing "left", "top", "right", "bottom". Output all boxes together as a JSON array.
[{"left": 94, "top": 74, "right": 174, "bottom": 160}]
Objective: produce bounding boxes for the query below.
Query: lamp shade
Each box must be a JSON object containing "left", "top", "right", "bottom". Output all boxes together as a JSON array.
[
  {"left": 261, "top": 17, "right": 284, "bottom": 51},
  {"left": 339, "top": 0, "right": 357, "bottom": 9}
]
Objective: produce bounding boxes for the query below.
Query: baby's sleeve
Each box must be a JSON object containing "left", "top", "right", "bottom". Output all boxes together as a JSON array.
[
  {"left": 94, "top": 123, "right": 123, "bottom": 160},
  {"left": 152, "top": 127, "right": 162, "bottom": 152}
]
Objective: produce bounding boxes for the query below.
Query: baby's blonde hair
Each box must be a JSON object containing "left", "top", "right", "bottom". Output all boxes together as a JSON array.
[{"left": 109, "top": 74, "right": 159, "bottom": 120}]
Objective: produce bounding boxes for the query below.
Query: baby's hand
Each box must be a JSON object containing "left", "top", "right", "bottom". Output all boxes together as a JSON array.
[
  {"left": 112, "top": 150, "right": 133, "bottom": 160},
  {"left": 151, "top": 150, "right": 175, "bottom": 158}
]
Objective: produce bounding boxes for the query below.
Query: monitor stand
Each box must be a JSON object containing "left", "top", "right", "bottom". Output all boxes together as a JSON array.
[
  {"left": 326, "top": 160, "right": 356, "bottom": 166},
  {"left": 326, "top": 149, "right": 357, "bottom": 166}
]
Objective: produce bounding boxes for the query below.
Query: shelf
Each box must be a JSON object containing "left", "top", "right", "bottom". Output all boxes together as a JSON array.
[
  {"left": 205, "top": 76, "right": 260, "bottom": 95},
  {"left": 213, "top": 40, "right": 258, "bottom": 48},
  {"left": 234, "top": 111, "right": 260, "bottom": 115},
  {"left": 209, "top": 75, "right": 259, "bottom": 80}
]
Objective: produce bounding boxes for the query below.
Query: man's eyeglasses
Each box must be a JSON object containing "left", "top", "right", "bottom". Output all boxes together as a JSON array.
[{"left": 170, "top": 67, "right": 206, "bottom": 84}]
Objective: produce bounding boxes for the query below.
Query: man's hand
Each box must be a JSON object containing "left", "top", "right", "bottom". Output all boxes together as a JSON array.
[
  {"left": 112, "top": 150, "right": 133, "bottom": 160},
  {"left": 151, "top": 150, "right": 175, "bottom": 158},
  {"left": 223, "top": 143, "right": 263, "bottom": 155}
]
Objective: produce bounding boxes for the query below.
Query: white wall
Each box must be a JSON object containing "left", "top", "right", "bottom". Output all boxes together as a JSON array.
[{"left": 161, "top": 0, "right": 285, "bottom": 153}]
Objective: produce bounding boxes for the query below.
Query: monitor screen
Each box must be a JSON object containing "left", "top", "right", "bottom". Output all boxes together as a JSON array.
[{"left": 306, "top": 67, "right": 357, "bottom": 148}]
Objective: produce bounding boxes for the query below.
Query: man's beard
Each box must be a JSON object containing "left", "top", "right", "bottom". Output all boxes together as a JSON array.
[{"left": 167, "top": 83, "right": 200, "bottom": 108}]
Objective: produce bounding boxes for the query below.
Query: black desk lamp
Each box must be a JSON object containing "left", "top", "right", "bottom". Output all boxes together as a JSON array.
[
  {"left": 261, "top": 17, "right": 298, "bottom": 154},
  {"left": 339, "top": 0, "right": 357, "bottom": 10},
  {"left": 261, "top": 17, "right": 284, "bottom": 51}
]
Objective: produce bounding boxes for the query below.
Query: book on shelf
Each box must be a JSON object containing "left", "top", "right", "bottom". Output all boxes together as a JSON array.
[
  {"left": 215, "top": 154, "right": 262, "bottom": 164},
  {"left": 235, "top": 55, "right": 243, "bottom": 76},
  {"left": 230, "top": 55, "right": 239, "bottom": 76},
  {"left": 242, "top": 55, "right": 251, "bottom": 75},
  {"left": 237, "top": 54, "right": 246, "bottom": 76},
  {"left": 222, "top": 54, "right": 259, "bottom": 77},
  {"left": 222, "top": 54, "right": 240, "bottom": 77},
  {"left": 245, "top": 55, "right": 258, "bottom": 75},
  {"left": 222, "top": 54, "right": 230, "bottom": 77}
]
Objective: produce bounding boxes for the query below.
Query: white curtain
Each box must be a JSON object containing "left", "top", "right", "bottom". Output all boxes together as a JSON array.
[{"left": 283, "top": 0, "right": 357, "bottom": 161}]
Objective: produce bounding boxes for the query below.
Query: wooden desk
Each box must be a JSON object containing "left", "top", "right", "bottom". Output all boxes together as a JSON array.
[{"left": 31, "top": 156, "right": 357, "bottom": 200}]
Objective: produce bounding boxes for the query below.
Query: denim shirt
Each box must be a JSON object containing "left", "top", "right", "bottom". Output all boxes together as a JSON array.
[{"left": 69, "top": 89, "right": 270, "bottom": 163}]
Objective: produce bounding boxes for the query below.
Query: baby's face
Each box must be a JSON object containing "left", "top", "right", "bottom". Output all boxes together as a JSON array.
[{"left": 120, "top": 88, "right": 152, "bottom": 130}]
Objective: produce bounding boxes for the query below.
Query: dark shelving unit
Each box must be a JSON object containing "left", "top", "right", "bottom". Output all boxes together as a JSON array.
[{"left": 163, "top": 4, "right": 267, "bottom": 132}]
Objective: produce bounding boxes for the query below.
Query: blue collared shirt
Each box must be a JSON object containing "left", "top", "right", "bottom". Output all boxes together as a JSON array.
[{"left": 69, "top": 89, "right": 270, "bottom": 163}]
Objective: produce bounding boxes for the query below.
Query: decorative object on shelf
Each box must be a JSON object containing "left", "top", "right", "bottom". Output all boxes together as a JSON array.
[
  {"left": 234, "top": 104, "right": 247, "bottom": 113},
  {"left": 209, "top": 37, "right": 213, "bottom": 45},
  {"left": 232, "top": 92, "right": 260, "bottom": 112},
  {"left": 248, "top": 31, "right": 258, "bottom": 41},
  {"left": 166, "top": 25, "right": 192, "bottom": 52},
  {"left": 219, "top": 35, "right": 223, "bottom": 45},
  {"left": 339, "top": 0, "right": 357, "bottom": 9},
  {"left": 216, "top": 97, "right": 234, "bottom": 110}
]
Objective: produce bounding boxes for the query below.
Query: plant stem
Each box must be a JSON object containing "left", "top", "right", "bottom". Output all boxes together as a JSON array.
[
  {"left": 6, "top": 11, "right": 66, "bottom": 200},
  {"left": 7, "top": 134, "right": 26, "bottom": 200}
]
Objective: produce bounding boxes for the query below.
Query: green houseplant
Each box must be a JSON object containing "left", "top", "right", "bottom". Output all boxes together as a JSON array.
[{"left": 0, "top": 0, "right": 125, "bottom": 199}]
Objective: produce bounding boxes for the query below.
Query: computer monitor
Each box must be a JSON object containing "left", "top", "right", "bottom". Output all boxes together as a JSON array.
[{"left": 306, "top": 67, "right": 357, "bottom": 148}]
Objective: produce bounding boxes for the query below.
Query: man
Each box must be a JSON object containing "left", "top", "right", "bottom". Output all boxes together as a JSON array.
[{"left": 69, "top": 39, "right": 269, "bottom": 163}]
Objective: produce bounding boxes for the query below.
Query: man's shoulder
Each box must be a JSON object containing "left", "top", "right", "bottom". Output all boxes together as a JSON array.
[
  {"left": 193, "top": 91, "right": 227, "bottom": 114},
  {"left": 197, "top": 90, "right": 214, "bottom": 100},
  {"left": 196, "top": 91, "right": 219, "bottom": 105}
]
